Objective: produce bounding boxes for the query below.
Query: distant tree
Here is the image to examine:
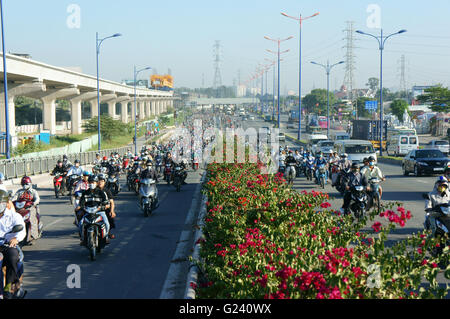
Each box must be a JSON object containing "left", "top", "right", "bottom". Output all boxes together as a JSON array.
[
  {"left": 417, "top": 85, "right": 450, "bottom": 113},
  {"left": 390, "top": 99, "right": 410, "bottom": 122},
  {"left": 83, "top": 116, "right": 127, "bottom": 141},
  {"left": 302, "top": 89, "right": 337, "bottom": 115},
  {"left": 366, "top": 77, "right": 380, "bottom": 92},
  {"left": 354, "top": 97, "right": 376, "bottom": 119}
]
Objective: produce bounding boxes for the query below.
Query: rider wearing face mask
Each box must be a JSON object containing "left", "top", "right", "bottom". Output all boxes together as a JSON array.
[
  {"left": 425, "top": 177, "right": 450, "bottom": 236},
  {"left": 75, "top": 175, "right": 110, "bottom": 242},
  {"left": 0, "top": 190, "right": 26, "bottom": 299},
  {"left": 341, "top": 163, "right": 369, "bottom": 215},
  {"left": 361, "top": 156, "right": 386, "bottom": 199},
  {"left": 12, "top": 177, "right": 41, "bottom": 241}
]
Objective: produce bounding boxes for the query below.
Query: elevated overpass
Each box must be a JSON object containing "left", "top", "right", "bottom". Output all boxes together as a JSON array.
[{"left": 0, "top": 53, "right": 174, "bottom": 137}]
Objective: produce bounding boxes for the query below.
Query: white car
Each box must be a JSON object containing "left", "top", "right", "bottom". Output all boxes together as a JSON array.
[{"left": 429, "top": 140, "right": 449, "bottom": 156}]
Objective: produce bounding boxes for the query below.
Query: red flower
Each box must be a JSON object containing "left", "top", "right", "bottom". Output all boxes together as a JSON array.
[
  {"left": 320, "top": 202, "right": 332, "bottom": 209},
  {"left": 371, "top": 222, "right": 382, "bottom": 233}
]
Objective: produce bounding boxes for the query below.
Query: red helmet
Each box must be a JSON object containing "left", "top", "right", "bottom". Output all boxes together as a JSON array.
[
  {"left": 103, "top": 156, "right": 108, "bottom": 161},
  {"left": 21, "top": 176, "right": 32, "bottom": 186}
]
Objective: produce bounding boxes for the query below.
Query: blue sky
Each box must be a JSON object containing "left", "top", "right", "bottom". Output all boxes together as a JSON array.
[{"left": 3, "top": 0, "right": 450, "bottom": 94}]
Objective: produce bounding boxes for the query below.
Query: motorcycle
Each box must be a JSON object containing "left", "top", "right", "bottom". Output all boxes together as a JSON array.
[
  {"left": 285, "top": 163, "right": 296, "bottom": 186},
  {"left": 68, "top": 175, "right": 82, "bottom": 203},
  {"left": 422, "top": 194, "right": 450, "bottom": 257},
  {"left": 164, "top": 164, "right": 172, "bottom": 185},
  {"left": 79, "top": 204, "right": 109, "bottom": 261},
  {"left": 139, "top": 178, "right": 157, "bottom": 217},
  {"left": 13, "top": 200, "right": 43, "bottom": 246},
  {"left": 368, "top": 177, "right": 383, "bottom": 211},
  {"left": 155, "top": 158, "right": 163, "bottom": 175},
  {"left": 0, "top": 225, "right": 27, "bottom": 299},
  {"left": 107, "top": 173, "right": 121, "bottom": 196},
  {"left": 348, "top": 185, "right": 368, "bottom": 222},
  {"left": 173, "top": 166, "right": 184, "bottom": 192},
  {"left": 306, "top": 160, "right": 315, "bottom": 182},
  {"left": 317, "top": 164, "right": 328, "bottom": 189},
  {"left": 52, "top": 173, "right": 66, "bottom": 199},
  {"left": 92, "top": 164, "right": 102, "bottom": 175}
]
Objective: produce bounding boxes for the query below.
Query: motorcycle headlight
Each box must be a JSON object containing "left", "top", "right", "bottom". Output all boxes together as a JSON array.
[{"left": 355, "top": 186, "right": 364, "bottom": 192}]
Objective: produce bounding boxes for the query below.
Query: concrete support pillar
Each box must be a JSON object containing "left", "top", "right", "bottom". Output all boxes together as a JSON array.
[
  {"left": 107, "top": 101, "right": 116, "bottom": 118},
  {"left": 139, "top": 100, "right": 145, "bottom": 120},
  {"left": 145, "top": 100, "right": 151, "bottom": 118},
  {"left": 90, "top": 99, "right": 99, "bottom": 119},
  {"left": 41, "top": 99, "right": 57, "bottom": 134},
  {"left": 121, "top": 101, "right": 129, "bottom": 123},
  {"left": 151, "top": 100, "right": 156, "bottom": 116},
  {"left": 68, "top": 91, "right": 96, "bottom": 135},
  {"left": 0, "top": 81, "right": 46, "bottom": 137},
  {"left": 70, "top": 99, "right": 83, "bottom": 135}
]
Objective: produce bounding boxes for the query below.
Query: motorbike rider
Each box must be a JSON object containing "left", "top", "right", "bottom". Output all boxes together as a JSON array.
[
  {"left": 173, "top": 159, "right": 188, "bottom": 185},
  {"left": 361, "top": 156, "right": 386, "bottom": 199},
  {"left": 0, "top": 190, "right": 26, "bottom": 299},
  {"left": 74, "top": 171, "right": 91, "bottom": 195},
  {"left": 62, "top": 155, "right": 72, "bottom": 170},
  {"left": 66, "top": 160, "right": 84, "bottom": 193},
  {"left": 341, "top": 163, "right": 369, "bottom": 215},
  {"left": 425, "top": 177, "right": 450, "bottom": 236},
  {"left": 334, "top": 153, "right": 352, "bottom": 187},
  {"left": 139, "top": 160, "right": 160, "bottom": 197},
  {"left": 93, "top": 153, "right": 102, "bottom": 165},
  {"left": 75, "top": 175, "right": 110, "bottom": 243},
  {"left": 51, "top": 160, "right": 68, "bottom": 190},
  {"left": 97, "top": 174, "right": 117, "bottom": 239},
  {"left": 284, "top": 150, "right": 297, "bottom": 180},
  {"left": 314, "top": 152, "right": 328, "bottom": 184},
  {"left": 12, "top": 177, "right": 41, "bottom": 241}
]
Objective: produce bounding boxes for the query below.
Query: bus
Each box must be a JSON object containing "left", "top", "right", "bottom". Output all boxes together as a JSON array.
[{"left": 318, "top": 116, "right": 328, "bottom": 129}]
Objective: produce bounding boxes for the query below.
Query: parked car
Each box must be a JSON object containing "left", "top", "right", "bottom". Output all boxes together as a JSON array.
[
  {"left": 278, "top": 133, "right": 286, "bottom": 142},
  {"left": 429, "top": 140, "right": 449, "bottom": 156},
  {"left": 402, "top": 149, "right": 449, "bottom": 177}
]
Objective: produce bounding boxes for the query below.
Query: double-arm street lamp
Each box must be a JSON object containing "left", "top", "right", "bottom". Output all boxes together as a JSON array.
[
  {"left": 355, "top": 28, "right": 407, "bottom": 155},
  {"left": 96, "top": 32, "right": 122, "bottom": 151},
  {"left": 311, "top": 60, "right": 345, "bottom": 138},
  {"left": 281, "top": 12, "right": 319, "bottom": 140},
  {"left": 1, "top": 0, "right": 10, "bottom": 159},
  {"left": 133, "top": 66, "right": 152, "bottom": 155},
  {"left": 265, "top": 36, "right": 293, "bottom": 129}
]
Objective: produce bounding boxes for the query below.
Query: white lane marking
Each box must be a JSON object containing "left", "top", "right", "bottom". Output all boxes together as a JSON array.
[{"left": 43, "top": 219, "right": 63, "bottom": 229}]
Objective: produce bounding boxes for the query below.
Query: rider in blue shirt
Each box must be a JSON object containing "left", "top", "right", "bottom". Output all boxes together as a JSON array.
[{"left": 314, "top": 152, "right": 328, "bottom": 183}]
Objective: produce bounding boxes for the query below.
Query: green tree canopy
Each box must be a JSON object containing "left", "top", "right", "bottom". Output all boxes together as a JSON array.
[
  {"left": 390, "top": 99, "right": 410, "bottom": 122},
  {"left": 302, "top": 89, "right": 337, "bottom": 115},
  {"left": 366, "top": 77, "right": 380, "bottom": 91},
  {"left": 83, "top": 115, "right": 128, "bottom": 141},
  {"left": 417, "top": 85, "right": 450, "bottom": 113}
]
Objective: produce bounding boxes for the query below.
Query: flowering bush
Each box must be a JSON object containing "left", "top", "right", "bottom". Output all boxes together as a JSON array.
[{"left": 194, "top": 162, "right": 449, "bottom": 299}]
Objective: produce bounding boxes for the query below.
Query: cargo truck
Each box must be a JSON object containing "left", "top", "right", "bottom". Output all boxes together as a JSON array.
[{"left": 352, "top": 120, "right": 387, "bottom": 151}]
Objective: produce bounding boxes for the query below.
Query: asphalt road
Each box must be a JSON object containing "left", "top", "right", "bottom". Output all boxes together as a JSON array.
[{"left": 19, "top": 137, "right": 205, "bottom": 299}]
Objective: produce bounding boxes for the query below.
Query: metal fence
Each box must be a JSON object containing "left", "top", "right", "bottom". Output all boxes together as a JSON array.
[{"left": 0, "top": 145, "right": 134, "bottom": 180}]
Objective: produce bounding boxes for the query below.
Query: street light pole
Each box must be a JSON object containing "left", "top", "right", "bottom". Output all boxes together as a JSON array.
[
  {"left": 311, "top": 60, "right": 345, "bottom": 138},
  {"left": 265, "top": 36, "right": 293, "bottom": 129},
  {"left": 134, "top": 66, "right": 152, "bottom": 155},
  {"left": 1, "top": 0, "right": 10, "bottom": 159},
  {"left": 355, "top": 28, "right": 407, "bottom": 156},
  {"left": 282, "top": 12, "right": 319, "bottom": 141},
  {"left": 96, "top": 32, "right": 122, "bottom": 152}
]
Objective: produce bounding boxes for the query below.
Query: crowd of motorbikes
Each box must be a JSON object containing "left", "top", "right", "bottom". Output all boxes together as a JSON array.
[{"left": 278, "top": 147, "right": 385, "bottom": 222}]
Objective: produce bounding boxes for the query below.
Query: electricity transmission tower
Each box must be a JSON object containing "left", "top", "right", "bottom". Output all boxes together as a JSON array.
[
  {"left": 213, "top": 40, "right": 223, "bottom": 89},
  {"left": 398, "top": 54, "right": 407, "bottom": 94},
  {"left": 343, "top": 21, "right": 356, "bottom": 111}
]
